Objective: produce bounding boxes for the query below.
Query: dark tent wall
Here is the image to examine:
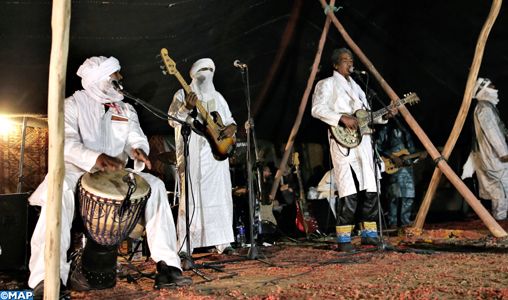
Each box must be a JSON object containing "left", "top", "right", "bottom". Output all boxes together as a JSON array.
[{"left": 1, "top": 0, "right": 507, "bottom": 151}]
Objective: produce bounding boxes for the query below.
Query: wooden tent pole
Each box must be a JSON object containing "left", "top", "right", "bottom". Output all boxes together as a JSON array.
[
  {"left": 269, "top": 0, "right": 335, "bottom": 201},
  {"left": 318, "top": 0, "right": 507, "bottom": 237},
  {"left": 414, "top": 0, "right": 502, "bottom": 229},
  {"left": 45, "top": 0, "right": 70, "bottom": 298}
]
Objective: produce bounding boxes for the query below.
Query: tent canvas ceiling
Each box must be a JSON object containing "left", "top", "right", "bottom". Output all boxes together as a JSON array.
[{"left": 1, "top": 0, "right": 507, "bottom": 149}]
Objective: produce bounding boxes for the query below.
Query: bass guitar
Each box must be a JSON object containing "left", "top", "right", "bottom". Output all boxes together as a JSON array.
[
  {"left": 330, "top": 93, "right": 420, "bottom": 148},
  {"left": 293, "top": 152, "right": 318, "bottom": 236},
  {"left": 160, "top": 48, "right": 236, "bottom": 161},
  {"left": 381, "top": 148, "right": 427, "bottom": 174}
]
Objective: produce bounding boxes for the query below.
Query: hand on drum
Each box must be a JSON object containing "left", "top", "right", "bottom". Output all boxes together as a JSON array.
[
  {"left": 131, "top": 148, "right": 152, "bottom": 170},
  {"left": 96, "top": 154, "right": 124, "bottom": 171}
]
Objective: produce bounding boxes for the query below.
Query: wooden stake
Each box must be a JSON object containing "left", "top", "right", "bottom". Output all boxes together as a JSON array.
[
  {"left": 414, "top": 0, "right": 502, "bottom": 229},
  {"left": 269, "top": 0, "right": 335, "bottom": 201},
  {"left": 45, "top": 0, "right": 70, "bottom": 298},
  {"left": 317, "top": 0, "right": 507, "bottom": 237}
]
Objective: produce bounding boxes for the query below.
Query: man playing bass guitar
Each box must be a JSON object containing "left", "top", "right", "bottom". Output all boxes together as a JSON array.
[{"left": 168, "top": 58, "right": 237, "bottom": 256}]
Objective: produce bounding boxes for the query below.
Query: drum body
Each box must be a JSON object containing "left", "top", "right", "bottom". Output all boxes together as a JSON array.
[
  {"left": 71, "top": 169, "right": 151, "bottom": 291},
  {"left": 78, "top": 169, "right": 151, "bottom": 246}
]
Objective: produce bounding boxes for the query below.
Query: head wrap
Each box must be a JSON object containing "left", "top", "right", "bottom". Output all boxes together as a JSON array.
[
  {"left": 189, "top": 58, "right": 216, "bottom": 101},
  {"left": 77, "top": 56, "right": 123, "bottom": 103},
  {"left": 474, "top": 77, "right": 498, "bottom": 105}
]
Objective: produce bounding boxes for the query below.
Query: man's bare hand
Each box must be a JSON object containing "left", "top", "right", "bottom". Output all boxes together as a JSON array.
[
  {"left": 500, "top": 155, "right": 508, "bottom": 163},
  {"left": 389, "top": 154, "right": 404, "bottom": 167},
  {"left": 218, "top": 124, "right": 237, "bottom": 140},
  {"left": 131, "top": 148, "right": 152, "bottom": 170},
  {"left": 96, "top": 154, "right": 124, "bottom": 171},
  {"left": 340, "top": 115, "right": 359, "bottom": 131},
  {"left": 184, "top": 92, "right": 198, "bottom": 110},
  {"left": 383, "top": 107, "right": 399, "bottom": 120}
]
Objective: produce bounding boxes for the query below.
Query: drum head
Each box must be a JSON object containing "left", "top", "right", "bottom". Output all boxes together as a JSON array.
[{"left": 81, "top": 169, "right": 150, "bottom": 201}]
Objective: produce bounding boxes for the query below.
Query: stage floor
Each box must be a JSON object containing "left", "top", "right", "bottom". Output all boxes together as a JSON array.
[{"left": 2, "top": 218, "right": 508, "bottom": 299}]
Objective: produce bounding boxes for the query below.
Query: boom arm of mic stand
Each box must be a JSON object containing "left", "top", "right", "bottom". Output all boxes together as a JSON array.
[{"left": 121, "top": 90, "right": 192, "bottom": 128}]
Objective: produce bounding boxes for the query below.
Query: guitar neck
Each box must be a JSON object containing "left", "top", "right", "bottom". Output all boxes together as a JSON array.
[
  {"left": 295, "top": 166, "right": 306, "bottom": 202},
  {"left": 370, "top": 99, "right": 404, "bottom": 120},
  {"left": 174, "top": 71, "right": 211, "bottom": 121},
  {"left": 402, "top": 152, "right": 424, "bottom": 161}
]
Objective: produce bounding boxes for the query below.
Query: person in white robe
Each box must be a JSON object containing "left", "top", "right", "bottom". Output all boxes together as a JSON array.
[
  {"left": 168, "top": 58, "right": 237, "bottom": 256},
  {"left": 311, "top": 48, "right": 397, "bottom": 252},
  {"left": 28, "top": 56, "right": 191, "bottom": 298},
  {"left": 462, "top": 78, "right": 508, "bottom": 221}
]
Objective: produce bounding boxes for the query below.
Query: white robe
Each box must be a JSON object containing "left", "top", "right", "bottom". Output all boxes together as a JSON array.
[
  {"left": 462, "top": 100, "right": 508, "bottom": 220},
  {"left": 28, "top": 91, "right": 181, "bottom": 288},
  {"left": 168, "top": 88, "right": 235, "bottom": 253},
  {"left": 311, "top": 71, "right": 386, "bottom": 198}
]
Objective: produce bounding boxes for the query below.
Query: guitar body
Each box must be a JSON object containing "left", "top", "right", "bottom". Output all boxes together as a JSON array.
[
  {"left": 329, "top": 93, "right": 421, "bottom": 148},
  {"left": 330, "top": 109, "right": 373, "bottom": 148},
  {"left": 381, "top": 148, "right": 427, "bottom": 174},
  {"left": 295, "top": 200, "right": 318, "bottom": 234},
  {"left": 193, "top": 111, "right": 236, "bottom": 161}
]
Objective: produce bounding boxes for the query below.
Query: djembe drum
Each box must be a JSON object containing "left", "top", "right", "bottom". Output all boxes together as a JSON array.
[{"left": 70, "top": 169, "right": 151, "bottom": 291}]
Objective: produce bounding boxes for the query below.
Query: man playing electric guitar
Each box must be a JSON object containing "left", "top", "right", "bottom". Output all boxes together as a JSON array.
[
  {"left": 311, "top": 48, "right": 398, "bottom": 252},
  {"left": 168, "top": 58, "right": 237, "bottom": 256},
  {"left": 376, "top": 121, "right": 427, "bottom": 228}
]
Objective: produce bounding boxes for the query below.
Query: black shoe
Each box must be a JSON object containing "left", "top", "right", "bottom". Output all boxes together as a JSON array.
[
  {"left": 335, "top": 242, "right": 355, "bottom": 252},
  {"left": 33, "top": 280, "right": 71, "bottom": 300},
  {"left": 361, "top": 237, "right": 379, "bottom": 246},
  {"left": 154, "top": 261, "right": 193, "bottom": 290}
]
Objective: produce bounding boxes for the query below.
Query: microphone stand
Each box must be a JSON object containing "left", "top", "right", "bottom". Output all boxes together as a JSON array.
[
  {"left": 237, "top": 64, "right": 258, "bottom": 260},
  {"left": 352, "top": 73, "right": 392, "bottom": 252},
  {"left": 119, "top": 89, "right": 210, "bottom": 279}
]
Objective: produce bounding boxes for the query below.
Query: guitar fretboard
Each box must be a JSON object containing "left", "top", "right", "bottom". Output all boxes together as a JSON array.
[
  {"left": 359, "top": 99, "right": 404, "bottom": 124},
  {"left": 173, "top": 71, "right": 213, "bottom": 125}
]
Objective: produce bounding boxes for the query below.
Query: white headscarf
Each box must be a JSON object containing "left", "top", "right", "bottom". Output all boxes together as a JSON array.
[
  {"left": 474, "top": 77, "right": 499, "bottom": 105},
  {"left": 77, "top": 56, "right": 123, "bottom": 103},
  {"left": 189, "top": 58, "right": 216, "bottom": 101}
]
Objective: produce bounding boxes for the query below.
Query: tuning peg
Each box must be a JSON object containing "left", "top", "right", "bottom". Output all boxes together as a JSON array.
[
  {"left": 160, "top": 65, "right": 166, "bottom": 70},
  {"left": 162, "top": 70, "right": 167, "bottom": 75},
  {"left": 155, "top": 54, "right": 161, "bottom": 58}
]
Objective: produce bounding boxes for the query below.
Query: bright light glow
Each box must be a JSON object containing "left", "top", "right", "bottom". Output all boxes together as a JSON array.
[{"left": 0, "top": 116, "right": 13, "bottom": 135}]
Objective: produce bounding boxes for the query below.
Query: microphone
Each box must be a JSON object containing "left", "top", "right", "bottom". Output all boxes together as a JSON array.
[
  {"left": 234, "top": 60, "right": 247, "bottom": 68},
  {"left": 111, "top": 78, "right": 123, "bottom": 91},
  {"left": 349, "top": 67, "right": 366, "bottom": 75},
  {"left": 122, "top": 172, "right": 137, "bottom": 190}
]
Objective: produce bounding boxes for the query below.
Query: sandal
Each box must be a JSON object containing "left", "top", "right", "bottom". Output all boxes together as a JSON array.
[{"left": 223, "top": 247, "right": 236, "bottom": 255}]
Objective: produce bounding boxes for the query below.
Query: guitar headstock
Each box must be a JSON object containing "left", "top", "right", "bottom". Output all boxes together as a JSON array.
[
  {"left": 160, "top": 48, "right": 178, "bottom": 75},
  {"left": 402, "top": 92, "right": 420, "bottom": 106},
  {"left": 293, "top": 152, "right": 300, "bottom": 167}
]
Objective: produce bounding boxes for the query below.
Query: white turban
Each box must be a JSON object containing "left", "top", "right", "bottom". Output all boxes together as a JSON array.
[
  {"left": 189, "top": 58, "right": 216, "bottom": 101},
  {"left": 77, "top": 56, "right": 123, "bottom": 103},
  {"left": 474, "top": 77, "right": 498, "bottom": 105}
]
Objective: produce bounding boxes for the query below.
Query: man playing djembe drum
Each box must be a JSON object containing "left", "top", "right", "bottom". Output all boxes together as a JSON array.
[{"left": 28, "top": 56, "right": 192, "bottom": 299}]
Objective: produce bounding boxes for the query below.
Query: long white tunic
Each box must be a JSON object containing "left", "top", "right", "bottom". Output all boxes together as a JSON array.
[
  {"left": 471, "top": 101, "right": 508, "bottom": 201},
  {"left": 311, "top": 71, "right": 385, "bottom": 198},
  {"left": 28, "top": 91, "right": 181, "bottom": 287},
  {"left": 168, "top": 88, "right": 235, "bottom": 252}
]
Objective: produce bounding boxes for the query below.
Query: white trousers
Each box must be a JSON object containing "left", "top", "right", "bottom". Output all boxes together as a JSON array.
[
  {"left": 28, "top": 169, "right": 181, "bottom": 288},
  {"left": 492, "top": 197, "right": 508, "bottom": 220}
]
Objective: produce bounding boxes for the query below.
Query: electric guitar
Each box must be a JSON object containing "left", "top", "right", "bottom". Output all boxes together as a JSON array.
[
  {"left": 160, "top": 48, "right": 236, "bottom": 161},
  {"left": 330, "top": 93, "right": 420, "bottom": 148},
  {"left": 381, "top": 148, "right": 427, "bottom": 174},
  {"left": 293, "top": 152, "right": 318, "bottom": 236}
]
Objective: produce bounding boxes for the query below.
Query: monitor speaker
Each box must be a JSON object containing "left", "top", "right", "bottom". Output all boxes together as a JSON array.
[{"left": 0, "top": 193, "right": 38, "bottom": 272}]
